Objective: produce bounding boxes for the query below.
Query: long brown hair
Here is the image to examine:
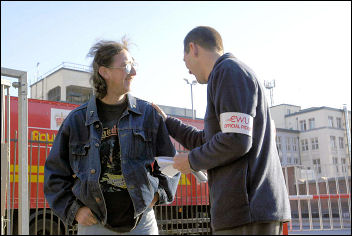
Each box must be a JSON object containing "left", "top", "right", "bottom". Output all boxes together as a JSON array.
[{"left": 87, "top": 37, "right": 129, "bottom": 99}]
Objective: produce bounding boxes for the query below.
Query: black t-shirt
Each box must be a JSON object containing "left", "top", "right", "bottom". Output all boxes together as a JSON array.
[{"left": 96, "top": 98, "right": 141, "bottom": 232}]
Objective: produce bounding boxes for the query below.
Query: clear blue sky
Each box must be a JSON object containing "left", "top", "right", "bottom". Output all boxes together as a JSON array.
[{"left": 1, "top": 1, "right": 351, "bottom": 117}]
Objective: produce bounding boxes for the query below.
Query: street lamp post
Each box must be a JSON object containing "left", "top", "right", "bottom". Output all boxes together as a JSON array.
[{"left": 184, "top": 78, "right": 197, "bottom": 119}]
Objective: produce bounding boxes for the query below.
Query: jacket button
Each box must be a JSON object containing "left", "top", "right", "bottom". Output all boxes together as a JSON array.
[
  {"left": 95, "top": 197, "right": 101, "bottom": 203},
  {"left": 95, "top": 143, "right": 99, "bottom": 147},
  {"left": 95, "top": 124, "right": 100, "bottom": 129},
  {"left": 90, "top": 169, "right": 96, "bottom": 174}
]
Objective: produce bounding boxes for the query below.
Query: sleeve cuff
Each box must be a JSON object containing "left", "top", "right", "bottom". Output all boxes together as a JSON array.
[
  {"left": 66, "top": 200, "right": 83, "bottom": 226},
  {"left": 188, "top": 150, "right": 201, "bottom": 172}
]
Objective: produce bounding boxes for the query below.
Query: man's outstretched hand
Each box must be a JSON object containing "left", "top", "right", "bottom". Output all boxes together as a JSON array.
[{"left": 173, "top": 152, "right": 192, "bottom": 174}]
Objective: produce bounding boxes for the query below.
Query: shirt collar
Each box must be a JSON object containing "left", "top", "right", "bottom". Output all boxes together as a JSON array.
[{"left": 85, "top": 93, "right": 141, "bottom": 126}]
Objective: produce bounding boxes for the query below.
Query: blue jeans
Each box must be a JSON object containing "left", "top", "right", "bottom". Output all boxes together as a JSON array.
[{"left": 77, "top": 207, "right": 158, "bottom": 235}]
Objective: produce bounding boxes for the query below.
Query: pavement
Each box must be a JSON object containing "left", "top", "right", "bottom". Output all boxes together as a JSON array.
[{"left": 289, "top": 228, "right": 351, "bottom": 235}]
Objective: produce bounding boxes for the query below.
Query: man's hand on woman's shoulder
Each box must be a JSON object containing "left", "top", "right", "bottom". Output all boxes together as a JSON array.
[{"left": 151, "top": 103, "right": 168, "bottom": 121}]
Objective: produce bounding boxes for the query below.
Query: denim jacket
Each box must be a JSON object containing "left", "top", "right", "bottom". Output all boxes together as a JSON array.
[{"left": 44, "top": 94, "right": 180, "bottom": 226}]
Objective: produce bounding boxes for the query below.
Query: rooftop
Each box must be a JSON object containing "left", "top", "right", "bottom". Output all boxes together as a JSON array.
[
  {"left": 270, "top": 104, "right": 301, "bottom": 109},
  {"left": 285, "top": 106, "right": 350, "bottom": 117},
  {"left": 30, "top": 62, "right": 92, "bottom": 87}
]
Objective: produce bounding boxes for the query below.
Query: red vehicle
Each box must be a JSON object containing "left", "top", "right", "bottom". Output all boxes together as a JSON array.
[{"left": 3, "top": 96, "right": 210, "bottom": 235}]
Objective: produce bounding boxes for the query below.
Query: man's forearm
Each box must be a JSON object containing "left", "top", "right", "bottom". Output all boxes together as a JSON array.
[
  {"left": 165, "top": 116, "right": 204, "bottom": 150},
  {"left": 189, "top": 132, "right": 252, "bottom": 171}
]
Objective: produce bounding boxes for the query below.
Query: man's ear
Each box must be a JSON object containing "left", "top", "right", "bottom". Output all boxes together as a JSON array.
[
  {"left": 189, "top": 42, "right": 198, "bottom": 57},
  {"left": 98, "top": 66, "right": 109, "bottom": 80}
]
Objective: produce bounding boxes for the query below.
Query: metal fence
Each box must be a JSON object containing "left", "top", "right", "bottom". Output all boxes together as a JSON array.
[
  {"left": 283, "top": 165, "right": 351, "bottom": 232},
  {"left": 1, "top": 135, "right": 351, "bottom": 234},
  {"left": 2, "top": 137, "right": 211, "bottom": 235},
  {"left": 1, "top": 68, "right": 29, "bottom": 234}
]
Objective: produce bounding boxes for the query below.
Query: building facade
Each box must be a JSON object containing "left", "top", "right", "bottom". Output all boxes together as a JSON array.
[
  {"left": 276, "top": 128, "right": 300, "bottom": 166},
  {"left": 30, "top": 62, "right": 93, "bottom": 104},
  {"left": 271, "top": 104, "right": 351, "bottom": 179}
]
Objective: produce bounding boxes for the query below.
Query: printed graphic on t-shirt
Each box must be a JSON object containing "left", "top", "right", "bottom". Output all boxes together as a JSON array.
[
  {"left": 100, "top": 124, "right": 127, "bottom": 192},
  {"left": 101, "top": 124, "right": 119, "bottom": 140}
]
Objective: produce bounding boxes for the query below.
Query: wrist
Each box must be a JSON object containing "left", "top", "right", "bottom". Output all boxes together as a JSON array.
[
  {"left": 153, "top": 193, "right": 159, "bottom": 203},
  {"left": 149, "top": 193, "right": 159, "bottom": 207},
  {"left": 162, "top": 114, "right": 168, "bottom": 121}
]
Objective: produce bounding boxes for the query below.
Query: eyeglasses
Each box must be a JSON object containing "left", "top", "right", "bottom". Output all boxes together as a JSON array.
[{"left": 106, "top": 62, "right": 138, "bottom": 75}]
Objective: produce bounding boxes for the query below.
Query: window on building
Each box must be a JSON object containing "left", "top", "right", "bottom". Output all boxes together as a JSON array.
[
  {"left": 293, "top": 138, "right": 297, "bottom": 151},
  {"left": 308, "top": 118, "right": 315, "bottom": 130},
  {"left": 286, "top": 137, "right": 291, "bottom": 151},
  {"left": 276, "top": 136, "right": 282, "bottom": 152},
  {"left": 312, "top": 159, "right": 321, "bottom": 174},
  {"left": 339, "top": 137, "right": 344, "bottom": 149},
  {"left": 328, "top": 116, "right": 334, "bottom": 127},
  {"left": 333, "top": 157, "right": 339, "bottom": 173},
  {"left": 66, "top": 86, "right": 93, "bottom": 104},
  {"left": 341, "top": 158, "right": 347, "bottom": 173},
  {"left": 300, "top": 120, "right": 307, "bottom": 131},
  {"left": 336, "top": 117, "right": 342, "bottom": 128},
  {"left": 311, "top": 137, "right": 319, "bottom": 150},
  {"left": 47, "top": 86, "right": 61, "bottom": 101},
  {"left": 330, "top": 136, "right": 337, "bottom": 149},
  {"left": 287, "top": 109, "right": 291, "bottom": 115},
  {"left": 301, "top": 139, "right": 309, "bottom": 151},
  {"left": 294, "top": 158, "right": 299, "bottom": 164}
]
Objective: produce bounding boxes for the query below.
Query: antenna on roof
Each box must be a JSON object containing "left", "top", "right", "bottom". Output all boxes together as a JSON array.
[
  {"left": 264, "top": 80, "right": 275, "bottom": 107},
  {"left": 36, "top": 62, "right": 40, "bottom": 82}
]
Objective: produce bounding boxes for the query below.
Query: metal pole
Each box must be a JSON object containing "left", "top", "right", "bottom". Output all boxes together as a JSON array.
[
  {"left": 343, "top": 105, "right": 351, "bottom": 160},
  {"left": 270, "top": 89, "right": 273, "bottom": 107},
  {"left": 6, "top": 86, "right": 11, "bottom": 235},
  {"left": 36, "top": 62, "right": 39, "bottom": 82},
  {"left": 17, "top": 72, "right": 29, "bottom": 235},
  {"left": 190, "top": 84, "right": 194, "bottom": 120},
  {"left": 1, "top": 67, "right": 29, "bottom": 235},
  {"left": 184, "top": 79, "right": 196, "bottom": 120},
  {"left": 1, "top": 80, "right": 11, "bottom": 235}
]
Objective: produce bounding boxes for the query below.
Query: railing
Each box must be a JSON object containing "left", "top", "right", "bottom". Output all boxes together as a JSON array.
[
  {"left": 33, "top": 62, "right": 92, "bottom": 86},
  {"left": 283, "top": 165, "right": 351, "bottom": 233},
  {"left": 2, "top": 137, "right": 211, "bottom": 235},
  {"left": 1, "top": 79, "right": 11, "bottom": 235},
  {"left": 2, "top": 135, "right": 351, "bottom": 234},
  {"left": 1, "top": 68, "right": 29, "bottom": 234}
]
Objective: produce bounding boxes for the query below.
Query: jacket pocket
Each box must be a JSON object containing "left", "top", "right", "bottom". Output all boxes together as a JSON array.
[
  {"left": 70, "top": 143, "right": 90, "bottom": 173},
  {"left": 71, "top": 143, "right": 90, "bottom": 155},
  {"left": 146, "top": 169, "right": 159, "bottom": 193},
  {"left": 132, "top": 129, "right": 153, "bottom": 159}
]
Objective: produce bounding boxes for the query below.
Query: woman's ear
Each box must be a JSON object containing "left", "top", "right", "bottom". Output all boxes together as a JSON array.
[{"left": 98, "top": 66, "right": 109, "bottom": 80}]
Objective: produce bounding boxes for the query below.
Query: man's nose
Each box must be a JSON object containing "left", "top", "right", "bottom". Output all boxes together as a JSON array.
[{"left": 130, "top": 66, "right": 137, "bottom": 76}]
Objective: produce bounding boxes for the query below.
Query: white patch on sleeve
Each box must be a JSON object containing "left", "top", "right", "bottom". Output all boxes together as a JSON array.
[{"left": 220, "top": 112, "right": 253, "bottom": 136}]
